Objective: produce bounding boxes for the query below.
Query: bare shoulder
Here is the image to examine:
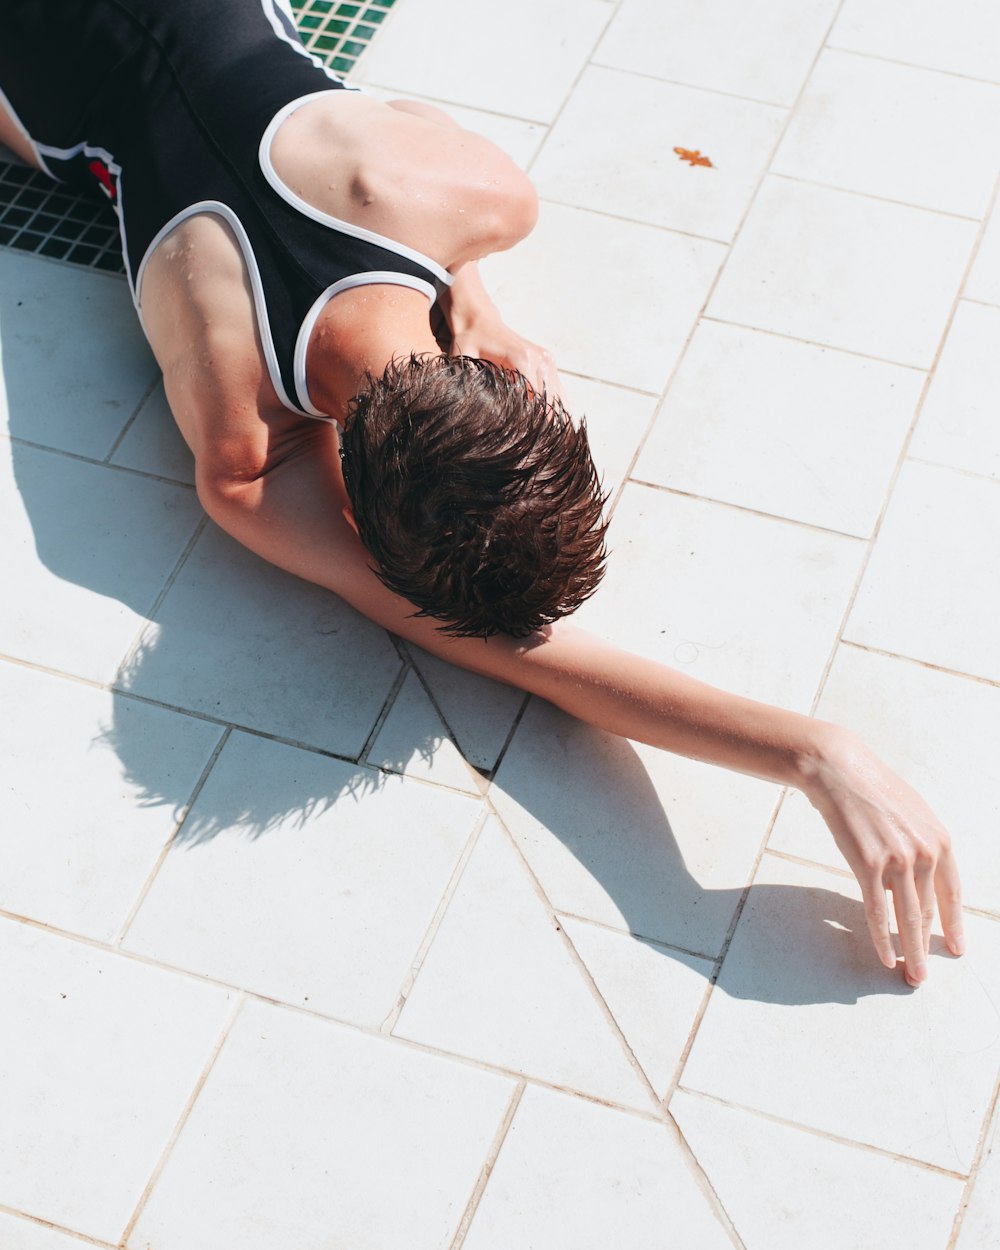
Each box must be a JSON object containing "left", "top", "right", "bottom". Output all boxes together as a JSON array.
[{"left": 269, "top": 91, "right": 536, "bottom": 267}]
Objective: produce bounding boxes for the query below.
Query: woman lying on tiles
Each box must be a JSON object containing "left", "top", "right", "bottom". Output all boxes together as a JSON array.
[{"left": 0, "top": 0, "right": 962, "bottom": 986}]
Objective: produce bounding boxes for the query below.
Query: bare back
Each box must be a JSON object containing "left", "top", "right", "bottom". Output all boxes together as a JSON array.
[{"left": 136, "top": 92, "right": 532, "bottom": 470}]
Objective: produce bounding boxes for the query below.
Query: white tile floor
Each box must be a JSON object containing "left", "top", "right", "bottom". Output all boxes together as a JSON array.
[{"left": 2, "top": 0, "right": 999, "bottom": 1246}]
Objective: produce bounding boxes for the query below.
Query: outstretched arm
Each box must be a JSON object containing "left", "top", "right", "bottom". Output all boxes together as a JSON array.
[{"left": 200, "top": 431, "right": 964, "bottom": 988}]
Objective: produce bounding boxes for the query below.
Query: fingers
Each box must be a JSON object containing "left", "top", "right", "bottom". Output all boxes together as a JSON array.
[
  {"left": 888, "top": 872, "right": 928, "bottom": 987},
  {"left": 914, "top": 853, "right": 937, "bottom": 960},
  {"left": 935, "top": 850, "right": 965, "bottom": 957},
  {"left": 859, "top": 873, "right": 897, "bottom": 972}
]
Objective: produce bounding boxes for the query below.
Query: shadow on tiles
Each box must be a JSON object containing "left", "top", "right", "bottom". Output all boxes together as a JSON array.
[{"left": 3, "top": 277, "right": 911, "bottom": 1009}]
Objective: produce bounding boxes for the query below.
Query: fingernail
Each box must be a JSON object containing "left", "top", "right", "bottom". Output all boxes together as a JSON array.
[
  {"left": 912, "top": 962, "right": 927, "bottom": 982},
  {"left": 952, "top": 935, "right": 966, "bottom": 956}
]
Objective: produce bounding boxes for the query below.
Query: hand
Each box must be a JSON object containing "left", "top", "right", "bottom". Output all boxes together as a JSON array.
[
  {"left": 453, "top": 314, "right": 564, "bottom": 403},
  {"left": 801, "top": 727, "right": 964, "bottom": 986}
]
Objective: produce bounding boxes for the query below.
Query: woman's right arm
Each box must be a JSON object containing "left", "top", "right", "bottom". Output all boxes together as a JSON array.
[{"left": 200, "top": 429, "right": 965, "bottom": 988}]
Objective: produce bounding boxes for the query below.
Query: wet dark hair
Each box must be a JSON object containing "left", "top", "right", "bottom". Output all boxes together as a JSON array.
[{"left": 339, "top": 354, "right": 608, "bottom": 638}]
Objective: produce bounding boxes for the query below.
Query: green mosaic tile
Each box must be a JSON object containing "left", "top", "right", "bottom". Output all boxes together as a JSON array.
[{"left": 0, "top": 0, "right": 399, "bottom": 273}]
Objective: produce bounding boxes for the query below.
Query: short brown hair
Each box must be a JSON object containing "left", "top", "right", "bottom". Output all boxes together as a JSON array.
[{"left": 339, "top": 354, "right": 608, "bottom": 638}]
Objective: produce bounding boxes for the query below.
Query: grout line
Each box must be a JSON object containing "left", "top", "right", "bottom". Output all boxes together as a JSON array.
[
  {"left": 112, "top": 726, "right": 233, "bottom": 948},
  {"left": 102, "top": 373, "right": 162, "bottom": 464},
  {"left": 763, "top": 847, "right": 855, "bottom": 880},
  {"left": 961, "top": 903, "right": 1000, "bottom": 923},
  {"left": 483, "top": 800, "right": 666, "bottom": 1114},
  {"left": 558, "top": 368, "right": 661, "bottom": 399},
  {"left": 116, "top": 992, "right": 247, "bottom": 1246},
  {"left": 0, "top": 1205, "right": 118, "bottom": 1249},
  {"left": 356, "top": 654, "right": 411, "bottom": 765},
  {"left": 824, "top": 42, "right": 1000, "bottom": 89},
  {"left": 537, "top": 193, "right": 731, "bottom": 245},
  {"left": 767, "top": 169, "right": 983, "bottom": 223},
  {"left": 586, "top": 57, "right": 792, "bottom": 111},
  {"left": 625, "top": 476, "right": 871, "bottom": 542},
  {"left": 675, "top": 1086, "right": 972, "bottom": 1181},
  {"left": 904, "top": 454, "right": 1000, "bottom": 487},
  {"left": 551, "top": 908, "right": 720, "bottom": 966},
  {"left": 5, "top": 432, "right": 197, "bottom": 490},
  {"left": 394, "top": 636, "right": 496, "bottom": 788},
  {"left": 838, "top": 639, "right": 1000, "bottom": 690},
  {"left": 946, "top": 1068, "right": 1000, "bottom": 1248},
  {"left": 483, "top": 689, "right": 531, "bottom": 780},
  {"left": 696, "top": 315, "right": 928, "bottom": 371},
  {"left": 379, "top": 804, "right": 490, "bottom": 1034},
  {"left": 448, "top": 1081, "right": 525, "bottom": 1250},
  {"left": 113, "top": 513, "right": 209, "bottom": 680},
  {"left": 666, "top": 787, "right": 788, "bottom": 1104},
  {"left": 523, "top": 0, "right": 625, "bottom": 179},
  {"left": 663, "top": 1103, "right": 750, "bottom": 1250}
]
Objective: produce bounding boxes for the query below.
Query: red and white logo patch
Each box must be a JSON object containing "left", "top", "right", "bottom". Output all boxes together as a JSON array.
[{"left": 88, "top": 158, "right": 117, "bottom": 202}]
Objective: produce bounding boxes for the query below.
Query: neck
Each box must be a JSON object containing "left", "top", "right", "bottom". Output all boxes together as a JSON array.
[{"left": 305, "top": 284, "right": 441, "bottom": 424}]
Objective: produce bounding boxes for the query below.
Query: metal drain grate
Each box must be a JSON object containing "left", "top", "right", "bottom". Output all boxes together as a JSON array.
[{"left": 0, "top": 0, "right": 398, "bottom": 274}]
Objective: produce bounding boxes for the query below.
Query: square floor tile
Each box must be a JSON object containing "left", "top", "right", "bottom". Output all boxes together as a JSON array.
[
  {"left": 0, "top": 442, "right": 203, "bottom": 682},
  {"left": 367, "top": 668, "right": 482, "bottom": 792},
  {"left": 0, "top": 661, "right": 222, "bottom": 941},
  {"left": 0, "top": 252, "right": 156, "bottom": 459},
  {"left": 353, "top": 0, "right": 612, "bottom": 122},
  {"left": 130, "top": 998, "right": 515, "bottom": 1250},
  {"left": 709, "top": 178, "right": 977, "bottom": 367},
  {"left": 120, "top": 523, "right": 402, "bottom": 756},
  {"left": 576, "top": 482, "right": 864, "bottom": 710},
  {"left": 123, "top": 731, "right": 481, "bottom": 1026},
  {"left": 634, "top": 321, "right": 922, "bottom": 536},
  {"left": 966, "top": 198, "right": 1000, "bottom": 305},
  {"left": 109, "top": 381, "right": 196, "bottom": 485},
  {"left": 560, "top": 372, "right": 658, "bottom": 507},
  {"left": 482, "top": 201, "right": 726, "bottom": 392},
  {"left": 681, "top": 855, "right": 1000, "bottom": 1172},
  {"left": 561, "top": 917, "right": 713, "bottom": 1099},
  {"left": 830, "top": 0, "right": 1000, "bottom": 84},
  {"left": 672, "top": 1091, "right": 963, "bottom": 1250},
  {"left": 492, "top": 699, "right": 780, "bottom": 957},
  {"left": 394, "top": 817, "right": 654, "bottom": 1110},
  {"left": 462, "top": 1083, "right": 732, "bottom": 1250},
  {"left": 911, "top": 301, "right": 1000, "bottom": 479},
  {"left": 955, "top": 1098, "right": 1000, "bottom": 1248},
  {"left": 773, "top": 50, "right": 1000, "bottom": 218},
  {"left": 595, "top": 0, "right": 839, "bottom": 106},
  {"left": 0, "top": 918, "right": 232, "bottom": 1243},
  {"left": 532, "top": 66, "right": 785, "bottom": 242},
  {"left": 845, "top": 460, "right": 1000, "bottom": 681},
  {"left": 768, "top": 645, "right": 1000, "bottom": 917}
]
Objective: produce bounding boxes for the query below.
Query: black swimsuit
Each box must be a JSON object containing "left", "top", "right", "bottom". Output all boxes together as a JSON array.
[{"left": 0, "top": 0, "right": 452, "bottom": 417}]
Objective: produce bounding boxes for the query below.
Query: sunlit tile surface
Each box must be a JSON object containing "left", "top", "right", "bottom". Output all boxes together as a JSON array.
[{"left": 3, "top": 1, "right": 998, "bottom": 1246}]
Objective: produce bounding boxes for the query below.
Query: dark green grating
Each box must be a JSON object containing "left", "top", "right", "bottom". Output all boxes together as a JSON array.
[{"left": 0, "top": 0, "right": 398, "bottom": 274}]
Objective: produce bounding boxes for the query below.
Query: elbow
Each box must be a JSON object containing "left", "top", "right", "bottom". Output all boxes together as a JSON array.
[
  {"left": 195, "top": 465, "right": 260, "bottom": 527},
  {"left": 489, "top": 171, "right": 539, "bottom": 253}
]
